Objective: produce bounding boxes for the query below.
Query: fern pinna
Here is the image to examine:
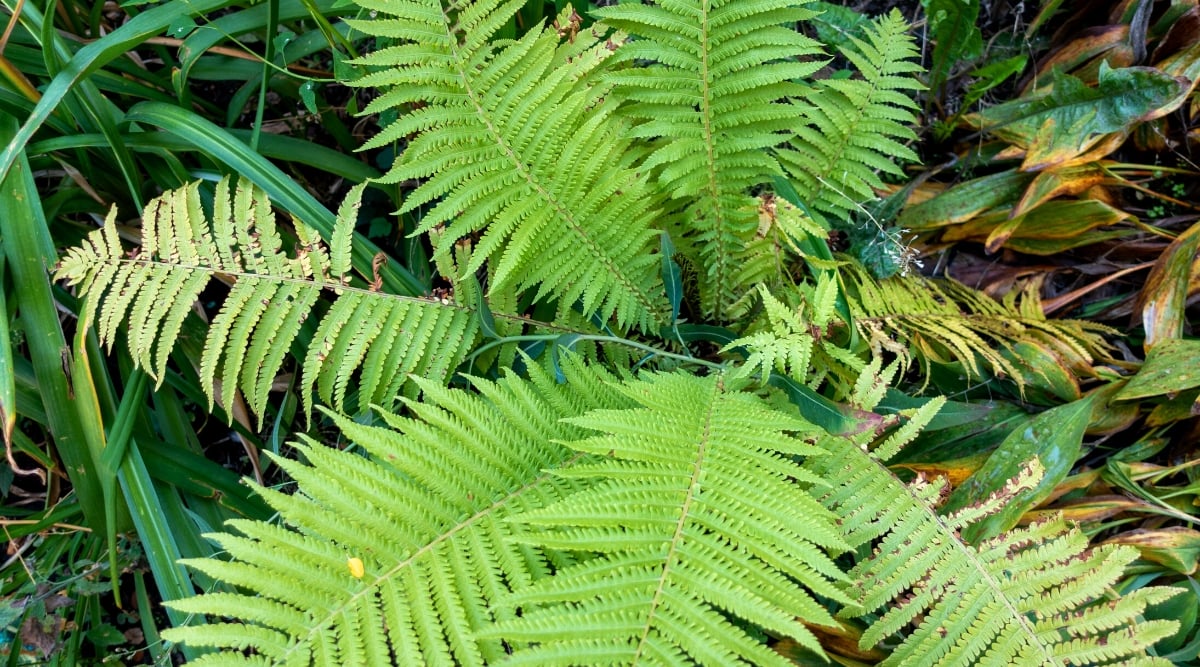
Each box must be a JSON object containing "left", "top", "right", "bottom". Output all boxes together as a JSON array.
[
  {"left": 162, "top": 359, "right": 632, "bottom": 664},
  {"left": 488, "top": 371, "right": 850, "bottom": 664},
  {"left": 55, "top": 177, "right": 478, "bottom": 421},
  {"left": 808, "top": 418, "right": 1180, "bottom": 666},
  {"left": 777, "top": 10, "right": 923, "bottom": 220}
]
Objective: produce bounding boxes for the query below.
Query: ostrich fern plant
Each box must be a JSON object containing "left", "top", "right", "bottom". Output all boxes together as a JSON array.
[{"left": 55, "top": 0, "right": 1178, "bottom": 664}]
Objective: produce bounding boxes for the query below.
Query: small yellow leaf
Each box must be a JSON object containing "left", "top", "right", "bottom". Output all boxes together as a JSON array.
[{"left": 347, "top": 557, "right": 365, "bottom": 579}]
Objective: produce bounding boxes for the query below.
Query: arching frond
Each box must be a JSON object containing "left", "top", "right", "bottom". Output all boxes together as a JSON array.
[
  {"left": 778, "top": 10, "right": 923, "bottom": 218},
  {"left": 55, "top": 177, "right": 478, "bottom": 422},
  {"left": 487, "top": 372, "right": 851, "bottom": 664},
  {"left": 595, "top": 0, "right": 826, "bottom": 319},
  {"left": 808, "top": 428, "right": 1182, "bottom": 666},
  {"left": 845, "top": 264, "right": 1115, "bottom": 392},
  {"left": 350, "top": 1, "right": 667, "bottom": 331},
  {"left": 161, "top": 359, "right": 633, "bottom": 665}
]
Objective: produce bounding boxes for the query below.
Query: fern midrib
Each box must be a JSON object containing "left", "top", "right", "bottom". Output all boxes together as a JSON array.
[
  {"left": 440, "top": 10, "right": 659, "bottom": 323},
  {"left": 99, "top": 256, "right": 601, "bottom": 336},
  {"left": 274, "top": 450, "right": 591, "bottom": 664},
  {"left": 101, "top": 257, "right": 475, "bottom": 313},
  {"left": 632, "top": 376, "right": 718, "bottom": 660},
  {"left": 892, "top": 462, "right": 1056, "bottom": 663},
  {"left": 697, "top": 0, "right": 733, "bottom": 322}
]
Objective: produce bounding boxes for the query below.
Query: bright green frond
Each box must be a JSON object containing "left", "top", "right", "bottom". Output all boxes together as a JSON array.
[
  {"left": 489, "top": 371, "right": 850, "bottom": 664},
  {"left": 350, "top": 1, "right": 666, "bottom": 331},
  {"left": 161, "top": 359, "right": 633, "bottom": 664},
  {"left": 808, "top": 435, "right": 1182, "bottom": 666},
  {"left": 55, "top": 177, "right": 478, "bottom": 423},
  {"left": 778, "top": 9, "right": 923, "bottom": 218},
  {"left": 595, "top": 0, "right": 825, "bottom": 319}
]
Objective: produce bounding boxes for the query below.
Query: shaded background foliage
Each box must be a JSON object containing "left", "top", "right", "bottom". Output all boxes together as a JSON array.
[{"left": 0, "top": 0, "right": 1198, "bottom": 663}]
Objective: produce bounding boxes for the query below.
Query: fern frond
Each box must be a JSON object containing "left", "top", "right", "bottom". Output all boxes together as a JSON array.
[
  {"left": 56, "top": 177, "right": 478, "bottom": 422},
  {"left": 488, "top": 372, "right": 851, "bottom": 664},
  {"left": 350, "top": 1, "right": 666, "bottom": 331},
  {"left": 728, "top": 193, "right": 829, "bottom": 318},
  {"left": 808, "top": 438, "right": 1181, "bottom": 666},
  {"left": 161, "top": 358, "right": 633, "bottom": 665},
  {"left": 595, "top": 0, "right": 826, "bottom": 319},
  {"left": 778, "top": 9, "right": 923, "bottom": 218},
  {"left": 845, "top": 264, "right": 1115, "bottom": 391}
]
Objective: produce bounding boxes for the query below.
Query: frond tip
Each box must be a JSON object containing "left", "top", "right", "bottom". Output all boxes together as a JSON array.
[
  {"left": 779, "top": 9, "right": 923, "bottom": 218},
  {"left": 56, "top": 177, "right": 478, "bottom": 422}
]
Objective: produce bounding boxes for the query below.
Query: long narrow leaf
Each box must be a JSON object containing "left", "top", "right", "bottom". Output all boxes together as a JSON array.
[
  {"left": 0, "top": 0, "right": 237, "bottom": 183},
  {"left": 0, "top": 113, "right": 105, "bottom": 526}
]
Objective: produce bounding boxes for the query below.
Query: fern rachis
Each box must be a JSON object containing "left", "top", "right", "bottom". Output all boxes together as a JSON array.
[{"left": 56, "top": 177, "right": 479, "bottom": 421}]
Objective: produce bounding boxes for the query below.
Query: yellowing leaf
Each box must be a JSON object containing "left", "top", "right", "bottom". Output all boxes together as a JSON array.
[
  {"left": 1138, "top": 220, "right": 1200, "bottom": 349},
  {"left": 1103, "top": 527, "right": 1200, "bottom": 575},
  {"left": 1116, "top": 338, "right": 1200, "bottom": 400},
  {"left": 968, "top": 64, "right": 1188, "bottom": 164},
  {"left": 942, "top": 199, "right": 1130, "bottom": 253},
  {"left": 1012, "top": 163, "right": 1112, "bottom": 218}
]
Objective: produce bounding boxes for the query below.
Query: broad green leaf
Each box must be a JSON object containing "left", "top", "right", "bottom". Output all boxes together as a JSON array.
[
  {"left": 968, "top": 63, "right": 1188, "bottom": 166},
  {"left": 876, "top": 389, "right": 996, "bottom": 431},
  {"left": 1146, "top": 388, "right": 1200, "bottom": 427},
  {"left": 769, "top": 374, "right": 891, "bottom": 437},
  {"left": 660, "top": 231, "right": 683, "bottom": 326},
  {"left": 898, "top": 170, "right": 1033, "bottom": 229},
  {"left": 963, "top": 54, "right": 1027, "bottom": 108},
  {"left": 1116, "top": 338, "right": 1200, "bottom": 399},
  {"left": 998, "top": 340, "right": 1081, "bottom": 403},
  {"left": 1143, "top": 583, "right": 1199, "bottom": 656},
  {"left": 943, "top": 395, "right": 1095, "bottom": 543}
]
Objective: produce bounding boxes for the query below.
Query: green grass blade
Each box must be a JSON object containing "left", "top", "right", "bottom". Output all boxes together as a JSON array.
[
  {"left": 0, "top": 253, "right": 14, "bottom": 448},
  {"left": 117, "top": 439, "right": 204, "bottom": 661},
  {"left": 0, "top": 0, "right": 238, "bottom": 184},
  {"left": 22, "top": 0, "right": 145, "bottom": 209},
  {"left": 29, "top": 129, "right": 380, "bottom": 184},
  {"left": 0, "top": 113, "right": 105, "bottom": 527}
]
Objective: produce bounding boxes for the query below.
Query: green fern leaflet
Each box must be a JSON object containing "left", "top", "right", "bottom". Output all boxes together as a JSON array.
[{"left": 162, "top": 359, "right": 632, "bottom": 665}]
